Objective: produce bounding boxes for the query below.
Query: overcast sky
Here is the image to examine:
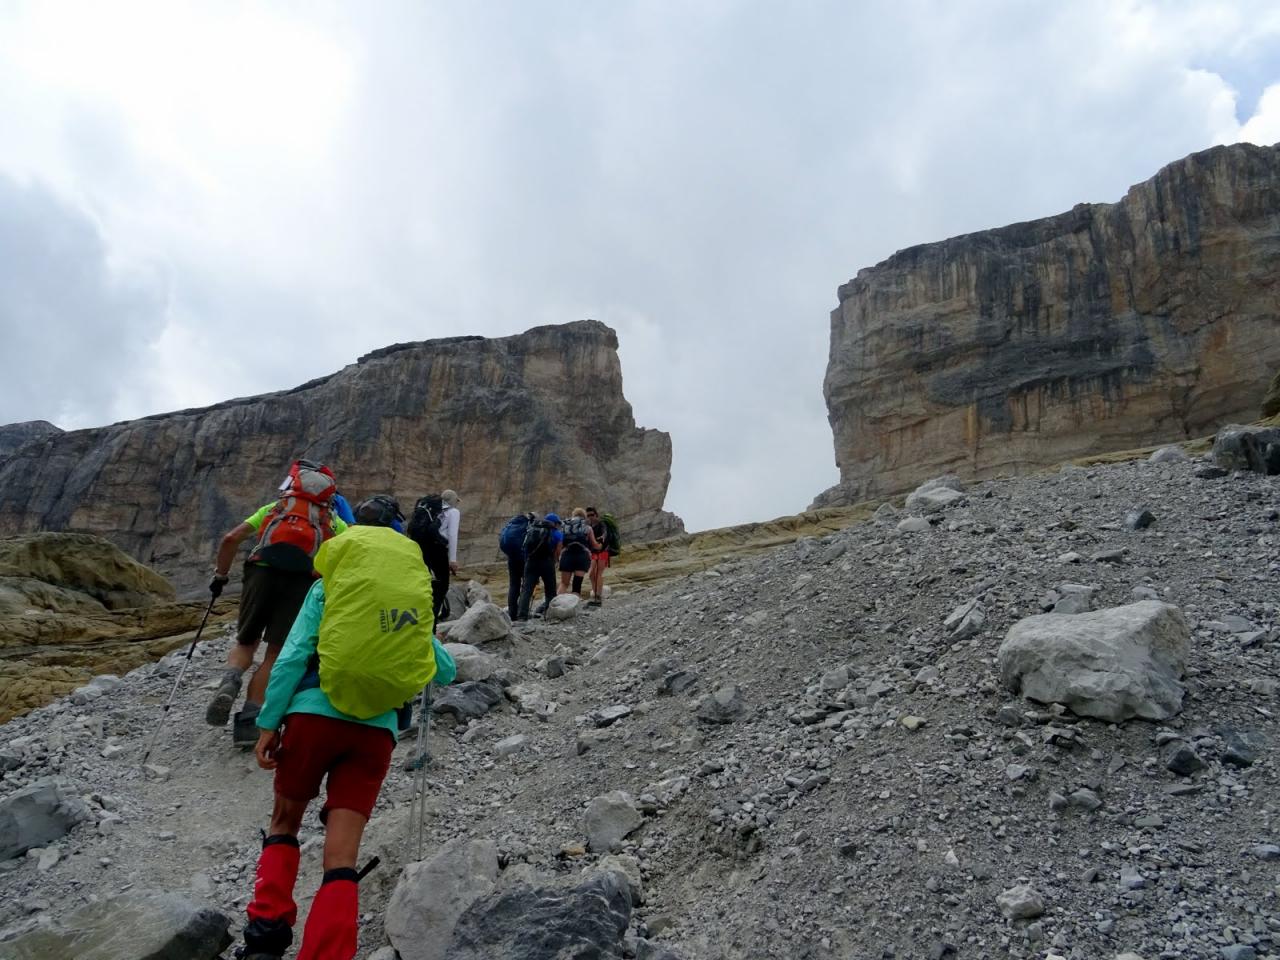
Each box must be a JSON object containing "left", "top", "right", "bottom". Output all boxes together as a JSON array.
[{"left": 1, "top": 1, "right": 1278, "bottom": 531}]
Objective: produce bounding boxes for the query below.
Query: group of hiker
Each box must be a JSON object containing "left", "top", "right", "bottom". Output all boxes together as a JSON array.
[
  {"left": 498, "top": 506, "right": 620, "bottom": 621},
  {"left": 198, "top": 458, "right": 619, "bottom": 960},
  {"left": 203, "top": 460, "right": 462, "bottom": 960}
]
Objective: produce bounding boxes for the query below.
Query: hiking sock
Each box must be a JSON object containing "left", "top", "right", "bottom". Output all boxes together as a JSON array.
[
  {"left": 205, "top": 667, "right": 244, "bottom": 727},
  {"left": 296, "top": 869, "right": 359, "bottom": 960},
  {"left": 571, "top": 575, "right": 584, "bottom": 595},
  {"left": 244, "top": 834, "right": 300, "bottom": 956}
]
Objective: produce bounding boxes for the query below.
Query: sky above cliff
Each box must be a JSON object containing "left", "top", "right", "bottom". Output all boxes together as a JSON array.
[{"left": 1, "top": 1, "right": 1279, "bottom": 531}]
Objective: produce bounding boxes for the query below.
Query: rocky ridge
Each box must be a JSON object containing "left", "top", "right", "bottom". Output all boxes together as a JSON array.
[
  {"left": 1, "top": 445, "right": 1277, "bottom": 959},
  {"left": 0, "top": 320, "right": 683, "bottom": 592},
  {"left": 818, "top": 142, "right": 1280, "bottom": 507}
]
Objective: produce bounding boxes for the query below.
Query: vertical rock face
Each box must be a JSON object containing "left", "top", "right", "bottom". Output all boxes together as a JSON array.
[
  {"left": 0, "top": 421, "right": 61, "bottom": 459},
  {"left": 817, "top": 143, "right": 1280, "bottom": 505},
  {"left": 0, "top": 321, "right": 682, "bottom": 591}
]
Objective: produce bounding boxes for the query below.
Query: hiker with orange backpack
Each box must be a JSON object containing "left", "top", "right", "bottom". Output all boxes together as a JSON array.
[
  {"left": 206, "top": 460, "right": 348, "bottom": 746},
  {"left": 237, "top": 494, "right": 455, "bottom": 960}
]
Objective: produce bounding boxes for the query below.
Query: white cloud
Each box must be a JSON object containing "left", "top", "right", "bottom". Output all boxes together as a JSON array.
[{"left": 0, "top": 0, "right": 1278, "bottom": 529}]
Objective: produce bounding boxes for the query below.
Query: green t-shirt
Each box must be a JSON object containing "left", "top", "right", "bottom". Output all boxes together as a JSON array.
[
  {"left": 244, "top": 501, "right": 348, "bottom": 568},
  {"left": 245, "top": 502, "right": 349, "bottom": 535}
]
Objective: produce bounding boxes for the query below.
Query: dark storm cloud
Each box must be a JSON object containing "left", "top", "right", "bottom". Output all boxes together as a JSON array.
[{"left": 0, "top": 174, "right": 166, "bottom": 426}]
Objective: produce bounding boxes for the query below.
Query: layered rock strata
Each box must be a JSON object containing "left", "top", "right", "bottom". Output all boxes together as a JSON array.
[
  {"left": 0, "top": 321, "right": 682, "bottom": 591},
  {"left": 817, "top": 142, "right": 1280, "bottom": 505}
]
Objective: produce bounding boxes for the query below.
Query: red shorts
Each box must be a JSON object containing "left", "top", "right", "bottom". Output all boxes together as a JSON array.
[
  {"left": 591, "top": 551, "right": 610, "bottom": 569},
  {"left": 273, "top": 713, "right": 394, "bottom": 821}
]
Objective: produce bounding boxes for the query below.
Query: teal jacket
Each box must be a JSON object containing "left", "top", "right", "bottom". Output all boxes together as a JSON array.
[{"left": 258, "top": 579, "right": 456, "bottom": 738}]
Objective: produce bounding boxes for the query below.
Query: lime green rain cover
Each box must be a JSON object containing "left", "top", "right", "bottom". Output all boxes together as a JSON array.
[{"left": 313, "top": 525, "right": 436, "bottom": 719}]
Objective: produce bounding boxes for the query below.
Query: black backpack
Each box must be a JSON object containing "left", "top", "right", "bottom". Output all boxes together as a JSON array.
[
  {"left": 522, "top": 519, "right": 553, "bottom": 557},
  {"left": 407, "top": 494, "right": 448, "bottom": 553},
  {"left": 563, "top": 517, "right": 590, "bottom": 548}
]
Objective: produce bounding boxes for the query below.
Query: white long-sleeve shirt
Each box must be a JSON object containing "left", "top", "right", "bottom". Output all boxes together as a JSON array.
[{"left": 441, "top": 505, "right": 460, "bottom": 564}]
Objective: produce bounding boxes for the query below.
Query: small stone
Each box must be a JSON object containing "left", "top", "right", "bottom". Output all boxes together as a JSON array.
[
  {"left": 1118, "top": 867, "right": 1146, "bottom": 890},
  {"left": 899, "top": 716, "right": 927, "bottom": 731},
  {"left": 1124, "top": 509, "right": 1156, "bottom": 531},
  {"left": 1251, "top": 843, "right": 1280, "bottom": 860},
  {"left": 1220, "top": 946, "right": 1256, "bottom": 960},
  {"left": 493, "top": 734, "right": 528, "bottom": 757},
  {"left": 1164, "top": 743, "right": 1205, "bottom": 776},
  {"left": 1069, "top": 789, "right": 1102, "bottom": 812},
  {"left": 143, "top": 764, "right": 171, "bottom": 782},
  {"left": 592, "top": 705, "right": 632, "bottom": 728},
  {"left": 995, "top": 884, "right": 1044, "bottom": 920}
]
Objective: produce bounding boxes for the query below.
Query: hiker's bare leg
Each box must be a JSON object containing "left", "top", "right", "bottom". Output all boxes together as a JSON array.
[
  {"left": 322, "top": 808, "right": 368, "bottom": 870},
  {"left": 559, "top": 571, "right": 572, "bottom": 593},
  {"left": 246, "top": 642, "right": 284, "bottom": 705},
  {"left": 269, "top": 794, "right": 308, "bottom": 838},
  {"left": 227, "top": 640, "right": 257, "bottom": 671},
  {"left": 590, "top": 558, "right": 604, "bottom": 598}
]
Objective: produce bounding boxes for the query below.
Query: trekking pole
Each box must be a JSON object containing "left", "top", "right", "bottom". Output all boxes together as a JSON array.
[
  {"left": 406, "top": 683, "right": 433, "bottom": 859},
  {"left": 140, "top": 595, "right": 218, "bottom": 767}
]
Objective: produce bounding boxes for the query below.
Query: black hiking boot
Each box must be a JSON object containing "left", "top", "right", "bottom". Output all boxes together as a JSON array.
[
  {"left": 204, "top": 668, "right": 243, "bottom": 727},
  {"left": 232, "top": 703, "right": 261, "bottom": 748}
]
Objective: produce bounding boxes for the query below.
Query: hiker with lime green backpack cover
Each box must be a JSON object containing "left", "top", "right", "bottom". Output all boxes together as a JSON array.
[{"left": 241, "top": 495, "right": 454, "bottom": 960}]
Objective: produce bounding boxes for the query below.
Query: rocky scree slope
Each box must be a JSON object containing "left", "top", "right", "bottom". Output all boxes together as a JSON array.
[
  {"left": 0, "top": 320, "right": 683, "bottom": 593},
  {"left": 818, "top": 141, "right": 1280, "bottom": 507},
  {"left": 0, "top": 452, "right": 1278, "bottom": 959}
]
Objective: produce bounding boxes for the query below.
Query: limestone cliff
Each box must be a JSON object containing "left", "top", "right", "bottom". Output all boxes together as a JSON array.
[
  {"left": 0, "top": 421, "right": 61, "bottom": 459},
  {"left": 817, "top": 142, "right": 1280, "bottom": 506},
  {"left": 0, "top": 321, "right": 682, "bottom": 591}
]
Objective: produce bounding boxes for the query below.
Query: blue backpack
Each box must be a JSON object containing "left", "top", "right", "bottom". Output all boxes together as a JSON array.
[{"left": 499, "top": 513, "right": 534, "bottom": 558}]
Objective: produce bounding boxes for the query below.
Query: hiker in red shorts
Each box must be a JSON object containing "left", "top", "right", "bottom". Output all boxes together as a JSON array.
[{"left": 238, "top": 495, "right": 455, "bottom": 960}]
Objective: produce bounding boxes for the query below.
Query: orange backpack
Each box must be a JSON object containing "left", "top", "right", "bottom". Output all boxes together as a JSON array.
[{"left": 247, "top": 460, "right": 338, "bottom": 573}]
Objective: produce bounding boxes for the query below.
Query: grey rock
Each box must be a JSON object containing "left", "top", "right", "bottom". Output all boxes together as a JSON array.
[
  {"left": 0, "top": 777, "right": 90, "bottom": 861},
  {"left": 446, "top": 602, "right": 513, "bottom": 646},
  {"left": 585, "top": 791, "right": 642, "bottom": 853},
  {"left": 494, "top": 734, "right": 528, "bottom": 758},
  {"left": 872, "top": 502, "right": 900, "bottom": 522},
  {"left": 445, "top": 582, "right": 469, "bottom": 621},
  {"left": 386, "top": 838, "right": 500, "bottom": 960},
  {"left": 1069, "top": 788, "right": 1102, "bottom": 812},
  {"left": 1220, "top": 727, "right": 1262, "bottom": 768},
  {"left": 591, "top": 704, "right": 632, "bottom": 728},
  {"left": 696, "top": 684, "right": 746, "bottom": 724},
  {"left": 1250, "top": 843, "right": 1280, "bottom": 860},
  {"left": 587, "top": 853, "right": 644, "bottom": 905},
  {"left": 444, "top": 643, "right": 500, "bottom": 683},
  {"left": 1194, "top": 465, "right": 1230, "bottom": 479},
  {"left": 1124, "top": 509, "right": 1156, "bottom": 530},
  {"left": 658, "top": 670, "right": 698, "bottom": 696},
  {"left": 906, "top": 482, "right": 966, "bottom": 514},
  {"left": 446, "top": 872, "right": 632, "bottom": 960},
  {"left": 896, "top": 516, "right": 933, "bottom": 534},
  {"left": 1119, "top": 867, "right": 1147, "bottom": 890},
  {"left": 995, "top": 884, "right": 1044, "bottom": 919},
  {"left": 943, "top": 599, "right": 985, "bottom": 641},
  {"left": 4, "top": 891, "right": 231, "bottom": 959},
  {"left": 998, "top": 601, "right": 1190, "bottom": 722},
  {"left": 1220, "top": 946, "right": 1256, "bottom": 960},
  {"left": 544, "top": 594, "right": 581, "bottom": 622},
  {"left": 1052, "top": 593, "right": 1092, "bottom": 615},
  {"left": 432, "top": 681, "right": 505, "bottom": 722},
  {"left": 1211, "top": 424, "right": 1280, "bottom": 474},
  {"left": 1164, "top": 742, "right": 1205, "bottom": 776},
  {"left": 1149, "top": 445, "right": 1190, "bottom": 463}
]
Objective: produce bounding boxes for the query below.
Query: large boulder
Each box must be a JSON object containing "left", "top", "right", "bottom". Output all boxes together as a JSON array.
[
  {"left": 386, "top": 838, "right": 500, "bottom": 960},
  {"left": 1212, "top": 424, "right": 1280, "bottom": 475},
  {"left": 5, "top": 891, "right": 231, "bottom": 959},
  {"left": 584, "top": 791, "right": 642, "bottom": 853},
  {"left": 431, "top": 681, "right": 505, "bottom": 722},
  {"left": 544, "top": 594, "right": 580, "bottom": 622},
  {"left": 998, "top": 601, "right": 1190, "bottom": 722},
  {"left": 905, "top": 476, "right": 966, "bottom": 514},
  {"left": 444, "top": 643, "right": 500, "bottom": 683},
  {"left": 445, "top": 602, "right": 513, "bottom": 646},
  {"left": 445, "top": 872, "right": 632, "bottom": 960},
  {"left": 0, "top": 776, "right": 90, "bottom": 860}
]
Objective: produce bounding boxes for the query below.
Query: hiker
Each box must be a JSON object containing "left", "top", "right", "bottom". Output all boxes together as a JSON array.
[
  {"left": 516, "top": 512, "right": 561, "bottom": 620},
  {"left": 498, "top": 511, "right": 535, "bottom": 620},
  {"left": 239, "top": 494, "right": 454, "bottom": 960},
  {"left": 207, "top": 460, "right": 347, "bottom": 747},
  {"left": 407, "top": 489, "right": 460, "bottom": 622},
  {"left": 558, "top": 507, "right": 600, "bottom": 598},
  {"left": 586, "top": 505, "right": 610, "bottom": 606}
]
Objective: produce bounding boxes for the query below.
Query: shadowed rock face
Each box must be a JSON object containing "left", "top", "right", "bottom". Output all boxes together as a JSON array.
[
  {"left": 816, "top": 142, "right": 1280, "bottom": 506},
  {"left": 0, "top": 321, "right": 682, "bottom": 591},
  {"left": 0, "top": 421, "right": 60, "bottom": 459}
]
